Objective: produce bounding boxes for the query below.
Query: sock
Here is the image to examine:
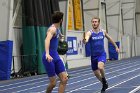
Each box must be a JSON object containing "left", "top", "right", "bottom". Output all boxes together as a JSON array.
[
  {"left": 102, "top": 77, "right": 107, "bottom": 84},
  {"left": 101, "top": 77, "right": 108, "bottom": 91}
]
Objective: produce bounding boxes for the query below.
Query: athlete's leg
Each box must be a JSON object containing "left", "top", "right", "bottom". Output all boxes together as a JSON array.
[
  {"left": 91, "top": 56, "right": 108, "bottom": 91},
  {"left": 59, "top": 55, "right": 69, "bottom": 77},
  {"left": 46, "top": 76, "right": 56, "bottom": 93},
  {"left": 42, "top": 53, "right": 56, "bottom": 93},
  {"left": 91, "top": 57, "right": 103, "bottom": 82},
  {"left": 55, "top": 59, "right": 68, "bottom": 93},
  {"left": 58, "top": 72, "right": 68, "bottom": 93},
  {"left": 98, "top": 62, "right": 108, "bottom": 92},
  {"left": 98, "top": 53, "right": 107, "bottom": 80},
  {"left": 91, "top": 57, "right": 102, "bottom": 82},
  {"left": 98, "top": 62, "right": 105, "bottom": 78},
  {"left": 93, "top": 69, "right": 102, "bottom": 82}
]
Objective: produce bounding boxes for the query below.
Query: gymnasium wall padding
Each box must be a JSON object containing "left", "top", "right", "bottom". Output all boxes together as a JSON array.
[
  {"left": 0, "top": 40, "right": 13, "bottom": 80},
  {"left": 85, "top": 42, "right": 91, "bottom": 57},
  {"left": 108, "top": 42, "right": 120, "bottom": 60}
]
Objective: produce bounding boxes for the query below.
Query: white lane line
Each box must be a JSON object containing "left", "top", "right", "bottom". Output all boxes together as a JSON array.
[
  {"left": 1, "top": 59, "right": 137, "bottom": 88},
  {"left": 1, "top": 59, "right": 139, "bottom": 90},
  {"left": 53, "top": 63, "right": 140, "bottom": 88},
  {"left": 7, "top": 62, "right": 139, "bottom": 92},
  {"left": 110, "top": 86, "right": 139, "bottom": 89},
  {"left": 67, "top": 86, "right": 139, "bottom": 91},
  {"left": 0, "top": 58, "right": 137, "bottom": 88},
  {"left": 0, "top": 67, "right": 90, "bottom": 88},
  {"left": 129, "top": 86, "right": 140, "bottom": 93},
  {"left": 40, "top": 67, "right": 140, "bottom": 93},
  {"left": 66, "top": 68, "right": 140, "bottom": 93},
  {"left": 107, "top": 74, "right": 140, "bottom": 90},
  {"left": 0, "top": 76, "right": 47, "bottom": 88},
  {"left": 96, "top": 75, "right": 140, "bottom": 93}
]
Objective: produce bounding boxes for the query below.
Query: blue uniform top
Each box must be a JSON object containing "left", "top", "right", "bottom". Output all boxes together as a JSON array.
[
  {"left": 88, "top": 29, "right": 106, "bottom": 56},
  {"left": 49, "top": 28, "right": 60, "bottom": 51},
  {"left": 46, "top": 27, "right": 60, "bottom": 60},
  {"left": 42, "top": 27, "right": 66, "bottom": 77}
]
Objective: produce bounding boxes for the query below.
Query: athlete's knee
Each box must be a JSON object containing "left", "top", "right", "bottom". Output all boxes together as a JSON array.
[
  {"left": 98, "top": 63, "right": 104, "bottom": 70},
  {"left": 98, "top": 66, "right": 104, "bottom": 71},
  {"left": 60, "top": 76, "right": 68, "bottom": 85}
]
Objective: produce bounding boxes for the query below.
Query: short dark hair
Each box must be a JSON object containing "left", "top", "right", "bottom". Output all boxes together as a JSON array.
[
  {"left": 52, "top": 11, "right": 64, "bottom": 23},
  {"left": 91, "top": 16, "right": 100, "bottom": 23}
]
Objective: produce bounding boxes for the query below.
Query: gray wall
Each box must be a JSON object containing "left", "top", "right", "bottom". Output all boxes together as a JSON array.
[
  {"left": 106, "top": 0, "right": 138, "bottom": 58},
  {"left": 136, "top": 0, "right": 140, "bottom": 36},
  {"left": 135, "top": 0, "right": 140, "bottom": 55},
  {"left": 0, "top": 0, "right": 22, "bottom": 72},
  {"left": 82, "top": 0, "right": 99, "bottom": 31},
  {"left": 0, "top": 0, "right": 10, "bottom": 41}
]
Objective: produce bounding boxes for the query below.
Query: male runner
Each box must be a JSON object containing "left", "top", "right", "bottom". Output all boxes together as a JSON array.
[
  {"left": 83, "top": 17, "right": 119, "bottom": 93},
  {"left": 42, "top": 11, "right": 68, "bottom": 93}
]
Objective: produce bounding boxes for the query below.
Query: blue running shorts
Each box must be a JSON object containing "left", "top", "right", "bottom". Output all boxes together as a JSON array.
[
  {"left": 91, "top": 52, "right": 106, "bottom": 71},
  {"left": 42, "top": 52, "right": 65, "bottom": 77}
]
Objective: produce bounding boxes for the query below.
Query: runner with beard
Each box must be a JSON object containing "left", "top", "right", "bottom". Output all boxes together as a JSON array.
[
  {"left": 42, "top": 11, "right": 68, "bottom": 93},
  {"left": 83, "top": 17, "right": 119, "bottom": 93}
]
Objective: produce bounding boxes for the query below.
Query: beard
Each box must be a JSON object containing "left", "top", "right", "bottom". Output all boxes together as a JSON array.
[
  {"left": 92, "top": 24, "right": 99, "bottom": 29},
  {"left": 93, "top": 26, "right": 98, "bottom": 29},
  {"left": 60, "top": 22, "right": 62, "bottom": 27}
]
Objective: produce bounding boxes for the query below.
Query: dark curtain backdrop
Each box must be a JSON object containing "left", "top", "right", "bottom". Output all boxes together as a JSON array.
[{"left": 22, "top": 0, "right": 60, "bottom": 74}]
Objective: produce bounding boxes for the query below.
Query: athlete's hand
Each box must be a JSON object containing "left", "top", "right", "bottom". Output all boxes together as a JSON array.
[
  {"left": 116, "top": 47, "right": 119, "bottom": 53},
  {"left": 83, "top": 32, "right": 86, "bottom": 44},
  {"left": 46, "top": 54, "right": 53, "bottom": 62},
  {"left": 83, "top": 39, "right": 87, "bottom": 44}
]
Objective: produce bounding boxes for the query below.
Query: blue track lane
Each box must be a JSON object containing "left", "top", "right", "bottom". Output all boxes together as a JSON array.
[{"left": 0, "top": 56, "right": 140, "bottom": 93}]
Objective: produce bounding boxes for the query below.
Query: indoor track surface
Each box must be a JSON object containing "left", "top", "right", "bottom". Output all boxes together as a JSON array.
[{"left": 0, "top": 56, "right": 140, "bottom": 93}]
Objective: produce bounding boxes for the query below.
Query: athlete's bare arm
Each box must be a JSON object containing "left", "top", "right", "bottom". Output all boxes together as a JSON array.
[
  {"left": 83, "top": 31, "right": 91, "bottom": 44},
  {"left": 59, "top": 32, "right": 64, "bottom": 39},
  {"left": 45, "top": 27, "right": 56, "bottom": 62},
  {"left": 104, "top": 30, "right": 119, "bottom": 52}
]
